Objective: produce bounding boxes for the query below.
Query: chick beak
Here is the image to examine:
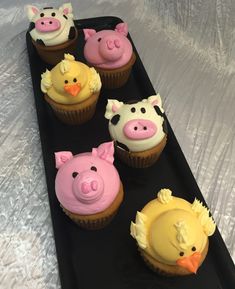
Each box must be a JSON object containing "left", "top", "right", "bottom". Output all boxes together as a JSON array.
[
  {"left": 64, "top": 83, "right": 81, "bottom": 97},
  {"left": 176, "top": 252, "right": 202, "bottom": 274}
]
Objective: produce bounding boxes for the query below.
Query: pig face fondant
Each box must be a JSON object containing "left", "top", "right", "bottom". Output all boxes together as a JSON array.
[
  {"left": 105, "top": 94, "right": 168, "bottom": 152},
  {"left": 26, "top": 3, "right": 76, "bottom": 46},
  {"left": 55, "top": 142, "right": 121, "bottom": 215},
  {"left": 83, "top": 23, "right": 133, "bottom": 69}
]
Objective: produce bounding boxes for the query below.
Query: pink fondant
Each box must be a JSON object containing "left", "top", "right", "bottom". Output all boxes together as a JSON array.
[
  {"left": 114, "top": 23, "right": 128, "bottom": 36},
  {"left": 83, "top": 23, "right": 133, "bottom": 69},
  {"left": 83, "top": 29, "right": 96, "bottom": 41},
  {"left": 55, "top": 142, "right": 120, "bottom": 215},
  {"left": 32, "top": 6, "right": 39, "bottom": 15},
  {"left": 35, "top": 17, "right": 61, "bottom": 33},
  {"left": 55, "top": 151, "right": 73, "bottom": 169},
  {"left": 123, "top": 119, "right": 157, "bottom": 140},
  {"left": 63, "top": 7, "right": 69, "bottom": 15}
]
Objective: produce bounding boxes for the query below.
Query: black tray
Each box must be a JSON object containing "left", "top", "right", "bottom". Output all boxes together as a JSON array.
[{"left": 26, "top": 16, "right": 235, "bottom": 289}]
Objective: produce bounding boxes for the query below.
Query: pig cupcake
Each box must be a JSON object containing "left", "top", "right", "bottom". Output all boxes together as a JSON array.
[
  {"left": 26, "top": 3, "right": 78, "bottom": 65},
  {"left": 55, "top": 142, "right": 124, "bottom": 229},
  {"left": 83, "top": 23, "right": 136, "bottom": 89},
  {"left": 41, "top": 53, "right": 101, "bottom": 125},
  {"left": 105, "top": 94, "right": 167, "bottom": 168}
]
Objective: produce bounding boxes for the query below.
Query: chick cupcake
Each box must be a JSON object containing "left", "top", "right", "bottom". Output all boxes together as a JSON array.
[
  {"left": 104, "top": 94, "right": 167, "bottom": 168},
  {"left": 41, "top": 54, "right": 101, "bottom": 125},
  {"left": 55, "top": 142, "right": 124, "bottom": 229},
  {"left": 83, "top": 23, "right": 136, "bottom": 89},
  {"left": 26, "top": 3, "right": 78, "bottom": 65},
  {"left": 130, "top": 189, "right": 216, "bottom": 275}
]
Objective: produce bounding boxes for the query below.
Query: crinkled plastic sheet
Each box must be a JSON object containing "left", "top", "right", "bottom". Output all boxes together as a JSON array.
[{"left": 0, "top": 0, "right": 234, "bottom": 288}]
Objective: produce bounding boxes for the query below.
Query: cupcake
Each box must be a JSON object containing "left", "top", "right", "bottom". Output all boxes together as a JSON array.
[
  {"left": 104, "top": 94, "right": 167, "bottom": 168},
  {"left": 55, "top": 142, "right": 124, "bottom": 229},
  {"left": 41, "top": 53, "right": 101, "bottom": 125},
  {"left": 26, "top": 3, "right": 78, "bottom": 65},
  {"left": 83, "top": 23, "right": 136, "bottom": 89},
  {"left": 130, "top": 189, "right": 216, "bottom": 275}
]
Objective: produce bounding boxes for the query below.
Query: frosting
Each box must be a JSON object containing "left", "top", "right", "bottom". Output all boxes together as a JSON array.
[
  {"left": 41, "top": 54, "right": 101, "bottom": 104},
  {"left": 105, "top": 94, "right": 166, "bottom": 152},
  {"left": 26, "top": 3, "right": 76, "bottom": 46},
  {"left": 130, "top": 189, "right": 216, "bottom": 273},
  {"left": 55, "top": 142, "right": 121, "bottom": 215},
  {"left": 83, "top": 23, "right": 133, "bottom": 69}
]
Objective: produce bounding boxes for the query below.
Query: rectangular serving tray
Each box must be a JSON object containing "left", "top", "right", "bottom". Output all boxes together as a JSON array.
[{"left": 26, "top": 16, "right": 235, "bottom": 289}]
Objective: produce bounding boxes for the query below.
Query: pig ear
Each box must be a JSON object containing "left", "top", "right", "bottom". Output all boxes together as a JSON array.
[
  {"left": 147, "top": 94, "right": 164, "bottom": 109},
  {"left": 83, "top": 29, "right": 97, "bottom": 41},
  {"left": 59, "top": 3, "right": 73, "bottom": 18},
  {"left": 115, "top": 23, "right": 128, "bottom": 36},
  {"left": 92, "top": 142, "right": 114, "bottom": 164},
  {"left": 26, "top": 5, "right": 39, "bottom": 21},
  {"left": 55, "top": 151, "right": 73, "bottom": 169},
  {"left": 105, "top": 99, "right": 123, "bottom": 120}
]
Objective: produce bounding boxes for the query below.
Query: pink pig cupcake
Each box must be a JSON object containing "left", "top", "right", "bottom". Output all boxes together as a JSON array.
[
  {"left": 55, "top": 141, "right": 124, "bottom": 229},
  {"left": 83, "top": 23, "right": 136, "bottom": 89}
]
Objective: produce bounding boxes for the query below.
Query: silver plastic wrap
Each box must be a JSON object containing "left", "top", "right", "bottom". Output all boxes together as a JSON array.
[{"left": 0, "top": 0, "right": 234, "bottom": 287}]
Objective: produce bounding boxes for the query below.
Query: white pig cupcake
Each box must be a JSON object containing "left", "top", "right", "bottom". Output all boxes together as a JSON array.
[
  {"left": 26, "top": 3, "right": 78, "bottom": 65},
  {"left": 54, "top": 141, "right": 124, "bottom": 229},
  {"left": 105, "top": 94, "right": 168, "bottom": 168}
]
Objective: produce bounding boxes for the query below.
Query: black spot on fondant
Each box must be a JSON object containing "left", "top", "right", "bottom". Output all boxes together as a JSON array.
[
  {"left": 43, "top": 7, "right": 53, "bottom": 10},
  {"left": 68, "top": 26, "right": 76, "bottom": 40},
  {"left": 29, "top": 22, "right": 35, "bottom": 32},
  {"left": 36, "top": 39, "right": 45, "bottom": 46},
  {"left": 111, "top": 114, "right": 120, "bottom": 125},
  {"left": 72, "top": 172, "right": 78, "bottom": 178},
  {"left": 97, "top": 38, "right": 102, "bottom": 42},
  {"left": 131, "top": 107, "right": 136, "bottom": 113},
  {"left": 154, "top": 105, "right": 164, "bottom": 117},
  {"left": 141, "top": 107, "right": 146, "bottom": 113},
  {"left": 192, "top": 246, "right": 196, "bottom": 251},
  {"left": 162, "top": 119, "right": 168, "bottom": 134},
  {"left": 90, "top": 166, "right": 97, "bottom": 172},
  {"left": 63, "top": 15, "right": 68, "bottom": 20},
  {"left": 51, "top": 12, "right": 56, "bottom": 17},
  {"left": 116, "top": 141, "right": 129, "bottom": 152},
  {"left": 40, "top": 13, "right": 44, "bottom": 17},
  {"left": 179, "top": 252, "right": 184, "bottom": 256}
]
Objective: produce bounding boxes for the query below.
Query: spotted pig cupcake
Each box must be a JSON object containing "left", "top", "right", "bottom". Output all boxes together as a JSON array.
[
  {"left": 83, "top": 23, "right": 136, "bottom": 89},
  {"left": 55, "top": 142, "right": 124, "bottom": 229},
  {"left": 105, "top": 94, "right": 167, "bottom": 168}
]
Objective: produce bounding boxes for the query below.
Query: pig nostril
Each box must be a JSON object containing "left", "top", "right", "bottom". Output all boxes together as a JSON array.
[
  {"left": 49, "top": 21, "right": 52, "bottom": 24},
  {"left": 134, "top": 127, "right": 138, "bottom": 131},
  {"left": 41, "top": 22, "right": 44, "bottom": 25},
  {"left": 143, "top": 127, "right": 147, "bottom": 130}
]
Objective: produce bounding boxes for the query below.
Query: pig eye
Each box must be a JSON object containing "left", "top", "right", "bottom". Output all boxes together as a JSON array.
[
  {"left": 72, "top": 172, "right": 79, "bottom": 178},
  {"left": 97, "top": 38, "right": 102, "bottom": 42},
  {"left": 90, "top": 166, "right": 97, "bottom": 172},
  {"left": 131, "top": 107, "right": 136, "bottom": 113},
  {"left": 191, "top": 246, "right": 196, "bottom": 251},
  {"left": 141, "top": 107, "right": 146, "bottom": 113},
  {"left": 73, "top": 78, "right": 77, "bottom": 83},
  {"left": 64, "top": 80, "right": 68, "bottom": 84},
  {"left": 40, "top": 13, "right": 44, "bottom": 17},
  {"left": 51, "top": 12, "right": 56, "bottom": 17},
  {"left": 179, "top": 252, "right": 184, "bottom": 256}
]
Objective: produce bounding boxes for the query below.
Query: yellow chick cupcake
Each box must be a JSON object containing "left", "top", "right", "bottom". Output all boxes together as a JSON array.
[
  {"left": 130, "top": 189, "right": 216, "bottom": 276},
  {"left": 41, "top": 53, "right": 101, "bottom": 125}
]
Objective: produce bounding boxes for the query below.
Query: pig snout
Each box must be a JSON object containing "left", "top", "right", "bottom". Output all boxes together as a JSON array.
[
  {"left": 72, "top": 170, "right": 104, "bottom": 204},
  {"left": 123, "top": 119, "right": 157, "bottom": 140},
  {"left": 35, "top": 17, "right": 61, "bottom": 33},
  {"left": 99, "top": 36, "right": 124, "bottom": 61}
]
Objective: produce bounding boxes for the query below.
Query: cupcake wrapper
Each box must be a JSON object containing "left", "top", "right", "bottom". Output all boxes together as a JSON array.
[
  {"left": 115, "top": 135, "right": 167, "bottom": 168},
  {"left": 44, "top": 92, "right": 99, "bottom": 125},
  {"left": 95, "top": 53, "right": 136, "bottom": 89},
  {"left": 32, "top": 29, "right": 78, "bottom": 65}
]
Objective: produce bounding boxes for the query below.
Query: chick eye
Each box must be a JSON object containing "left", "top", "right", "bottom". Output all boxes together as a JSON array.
[
  {"left": 131, "top": 107, "right": 136, "bottom": 113},
  {"left": 179, "top": 252, "right": 184, "bottom": 257},
  {"left": 51, "top": 12, "right": 56, "bottom": 17},
  {"left": 73, "top": 78, "right": 77, "bottom": 83},
  {"left": 141, "top": 107, "right": 146, "bottom": 113},
  {"left": 192, "top": 246, "right": 196, "bottom": 251},
  {"left": 64, "top": 80, "right": 68, "bottom": 84},
  {"left": 90, "top": 166, "right": 97, "bottom": 172},
  {"left": 40, "top": 13, "right": 44, "bottom": 17},
  {"left": 97, "top": 38, "right": 102, "bottom": 42},
  {"left": 72, "top": 172, "right": 78, "bottom": 178}
]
